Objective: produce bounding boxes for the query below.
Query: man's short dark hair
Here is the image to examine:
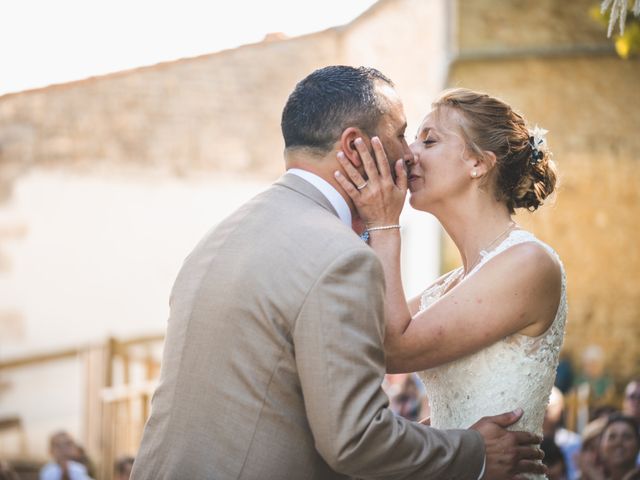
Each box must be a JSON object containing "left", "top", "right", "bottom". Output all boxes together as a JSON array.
[{"left": 281, "top": 65, "right": 394, "bottom": 153}]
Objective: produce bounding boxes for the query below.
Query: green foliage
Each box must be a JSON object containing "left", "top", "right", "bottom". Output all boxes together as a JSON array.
[{"left": 590, "top": 2, "right": 640, "bottom": 59}]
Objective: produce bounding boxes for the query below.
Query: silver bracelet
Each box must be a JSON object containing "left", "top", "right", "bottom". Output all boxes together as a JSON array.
[{"left": 367, "top": 224, "right": 401, "bottom": 232}]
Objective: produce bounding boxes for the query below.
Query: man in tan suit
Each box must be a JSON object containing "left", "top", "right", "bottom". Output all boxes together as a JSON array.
[{"left": 131, "top": 66, "right": 545, "bottom": 479}]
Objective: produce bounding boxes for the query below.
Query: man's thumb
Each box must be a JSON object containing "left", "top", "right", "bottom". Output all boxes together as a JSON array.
[{"left": 490, "top": 408, "right": 524, "bottom": 427}]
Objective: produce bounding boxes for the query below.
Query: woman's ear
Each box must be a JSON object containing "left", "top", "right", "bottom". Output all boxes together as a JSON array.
[
  {"left": 467, "top": 150, "right": 496, "bottom": 178},
  {"left": 340, "top": 127, "right": 365, "bottom": 168},
  {"left": 481, "top": 150, "right": 497, "bottom": 173}
]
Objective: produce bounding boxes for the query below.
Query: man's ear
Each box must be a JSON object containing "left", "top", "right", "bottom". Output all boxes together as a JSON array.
[{"left": 339, "top": 127, "right": 366, "bottom": 168}]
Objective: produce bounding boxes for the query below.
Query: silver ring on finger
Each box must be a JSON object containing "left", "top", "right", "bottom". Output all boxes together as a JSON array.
[{"left": 356, "top": 181, "right": 368, "bottom": 190}]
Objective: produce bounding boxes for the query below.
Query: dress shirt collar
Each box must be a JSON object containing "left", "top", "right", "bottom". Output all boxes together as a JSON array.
[{"left": 287, "top": 168, "right": 352, "bottom": 227}]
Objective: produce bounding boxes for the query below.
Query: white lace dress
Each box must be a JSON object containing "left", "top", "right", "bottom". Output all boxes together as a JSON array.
[{"left": 417, "top": 230, "right": 567, "bottom": 480}]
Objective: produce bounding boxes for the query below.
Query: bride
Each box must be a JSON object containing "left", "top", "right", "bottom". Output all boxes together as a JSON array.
[{"left": 335, "top": 88, "right": 567, "bottom": 479}]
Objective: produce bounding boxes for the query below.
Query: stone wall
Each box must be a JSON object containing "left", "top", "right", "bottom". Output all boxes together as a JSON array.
[
  {"left": 341, "top": 0, "right": 451, "bottom": 128},
  {"left": 0, "top": 0, "right": 447, "bottom": 200},
  {"left": 0, "top": 0, "right": 450, "bottom": 459},
  {"left": 446, "top": 0, "right": 640, "bottom": 384},
  {"left": 0, "top": 31, "right": 340, "bottom": 188},
  {"left": 1, "top": 0, "right": 637, "bottom": 400}
]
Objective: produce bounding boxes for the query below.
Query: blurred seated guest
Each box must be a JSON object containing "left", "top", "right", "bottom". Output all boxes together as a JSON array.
[
  {"left": 72, "top": 445, "right": 96, "bottom": 479},
  {"left": 114, "top": 456, "right": 134, "bottom": 480},
  {"left": 600, "top": 414, "right": 640, "bottom": 479},
  {"left": 575, "top": 416, "right": 608, "bottom": 479},
  {"left": 381, "top": 373, "right": 407, "bottom": 398},
  {"left": 579, "top": 414, "right": 640, "bottom": 480},
  {"left": 592, "top": 405, "right": 620, "bottom": 422},
  {"left": 545, "top": 386, "right": 581, "bottom": 479},
  {"left": 389, "top": 373, "right": 424, "bottom": 422},
  {"left": 40, "top": 431, "right": 94, "bottom": 480},
  {"left": 623, "top": 379, "right": 640, "bottom": 424},
  {"left": 575, "top": 345, "right": 615, "bottom": 407},
  {"left": 542, "top": 436, "right": 568, "bottom": 480},
  {"left": 0, "top": 461, "right": 19, "bottom": 480},
  {"left": 556, "top": 353, "right": 575, "bottom": 394},
  {"left": 622, "top": 379, "right": 640, "bottom": 467}
]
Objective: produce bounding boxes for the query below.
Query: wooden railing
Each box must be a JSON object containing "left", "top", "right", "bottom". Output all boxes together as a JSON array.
[
  {"left": 0, "top": 334, "right": 164, "bottom": 480},
  {"left": 99, "top": 381, "right": 157, "bottom": 480}
]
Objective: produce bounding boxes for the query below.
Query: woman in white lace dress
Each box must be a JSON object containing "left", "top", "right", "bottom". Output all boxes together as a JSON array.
[{"left": 335, "top": 88, "right": 567, "bottom": 479}]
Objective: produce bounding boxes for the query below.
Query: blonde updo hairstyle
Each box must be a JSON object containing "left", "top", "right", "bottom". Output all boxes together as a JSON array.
[{"left": 432, "top": 88, "right": 557, "bottom": 213}]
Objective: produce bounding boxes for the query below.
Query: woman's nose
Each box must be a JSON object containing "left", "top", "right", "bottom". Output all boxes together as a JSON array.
[{"left": 405, "top": 152, "right": 416, "bottom": 167}]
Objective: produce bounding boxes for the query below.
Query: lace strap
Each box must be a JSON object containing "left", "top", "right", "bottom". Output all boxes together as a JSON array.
[
  {"left": 421, "top": 267, "right": 462, "bottom": 295},
  {"left": 420, "top": 267, "right": 463, "bottom": 310},
  {"left": 467, "top": 230, "right": 559, "bottom": 279}
]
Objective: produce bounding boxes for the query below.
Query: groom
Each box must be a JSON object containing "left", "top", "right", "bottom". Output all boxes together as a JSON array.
[{"left": 131, "top": 66, "right": 545, "bottom": 479}]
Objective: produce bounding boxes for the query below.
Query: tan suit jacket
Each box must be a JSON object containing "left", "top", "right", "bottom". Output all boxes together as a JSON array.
[{"left": 131, "top": 173, "right": 484, "bottom": 480}]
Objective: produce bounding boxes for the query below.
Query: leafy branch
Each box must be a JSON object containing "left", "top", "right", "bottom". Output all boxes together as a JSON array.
[{"left": 592, "top": 0, "right": 640, "bottom": 58}]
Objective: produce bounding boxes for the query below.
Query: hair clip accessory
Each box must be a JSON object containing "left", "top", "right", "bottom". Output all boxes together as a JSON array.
[{"left": 528, "top": 126, "right": 548, "bottom": 166}]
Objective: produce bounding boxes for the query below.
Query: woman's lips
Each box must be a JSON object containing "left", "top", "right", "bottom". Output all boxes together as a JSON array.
[
  {"left": 408, "top": 174, "right": 422, "bottom": 189},
  {"left": 407, "top": 175, "right": 422, "bottom": 193}
]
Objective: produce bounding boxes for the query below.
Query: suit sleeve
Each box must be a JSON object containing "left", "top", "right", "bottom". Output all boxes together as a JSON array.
[{"left": 293, "top": 248, "right": 485, "bottom": 479}]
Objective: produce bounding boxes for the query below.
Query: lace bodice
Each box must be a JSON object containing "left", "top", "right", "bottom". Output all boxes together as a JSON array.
[{"left": 417, "top": 230, "right": 567, "bottom": 479}]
